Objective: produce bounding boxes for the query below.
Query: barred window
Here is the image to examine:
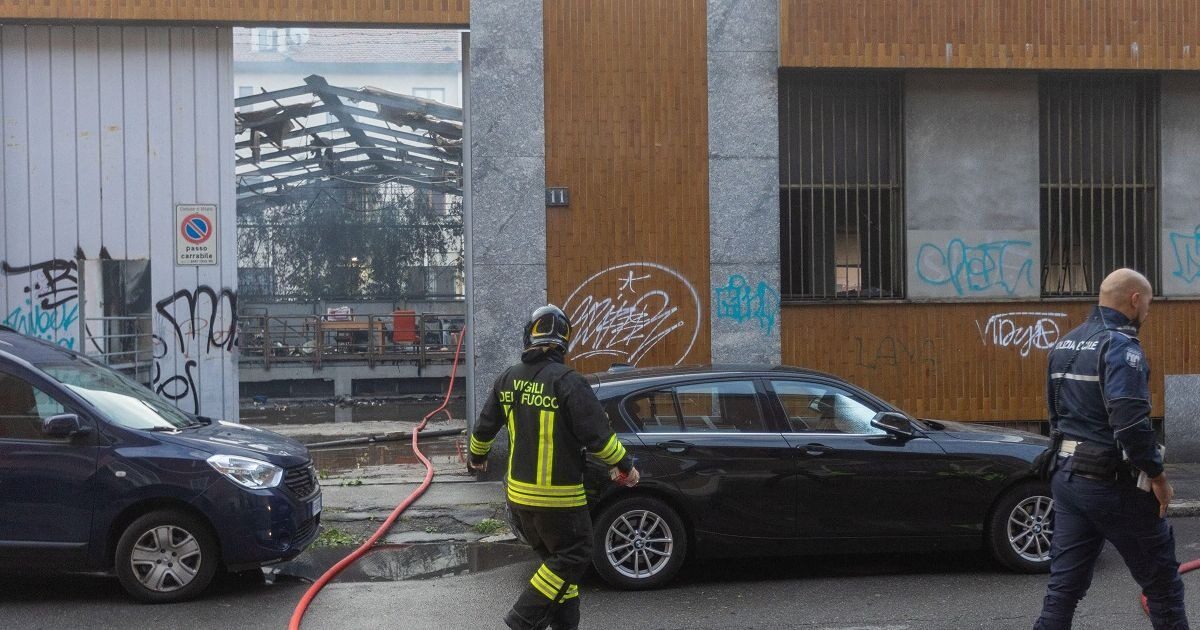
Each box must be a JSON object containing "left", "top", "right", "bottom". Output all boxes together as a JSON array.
[
  {"left": 1040, "top": 74, "right": 1160, "bottom": 296},
  {"left": 779, "top": 71, "right": 904, "bottom": 300}
]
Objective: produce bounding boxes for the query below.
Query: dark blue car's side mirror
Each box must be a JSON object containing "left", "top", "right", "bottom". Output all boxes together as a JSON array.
[{"left": 42, "top": 413, "right": 89, "bottom": 438}]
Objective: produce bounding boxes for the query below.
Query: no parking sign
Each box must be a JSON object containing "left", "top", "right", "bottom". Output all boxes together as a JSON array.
[{"left": 176, "top": 204, "right": 218, "bottom": 265}]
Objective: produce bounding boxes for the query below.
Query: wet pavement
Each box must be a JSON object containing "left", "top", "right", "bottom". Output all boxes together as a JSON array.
[{"left": 271, "top": 542, "right": 536, "bottom": 584}]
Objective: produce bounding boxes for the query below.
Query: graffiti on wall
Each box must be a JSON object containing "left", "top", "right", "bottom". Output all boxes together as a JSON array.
[
  {"left": 152, "top": 286, "right": 237, "bottom": 414},
  {"left": 975, "top": 311, "right": 1068, "bottom": 358},
  {"left": 915, "top": 238, "right": 1035, "bottom": 296},
  {"left": 853, "top": 335, "right": 938, "bottom": 373},
  {"left": 1169, "top": 226, "right": 1200, "bottom": 284},
  {"left": 714, "top": 275, "right": 780, "bottom": 335},
  {"left": 563, "top": 263, "right": 700, "bottom": 366},
  {"left": 2, "top": 259, "right": 80, "bottom": 349}
]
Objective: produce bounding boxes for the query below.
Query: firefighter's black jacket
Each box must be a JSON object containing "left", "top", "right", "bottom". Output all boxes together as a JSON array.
[{"left": 470, "top": 348, "right": 633, "bottom": 509}]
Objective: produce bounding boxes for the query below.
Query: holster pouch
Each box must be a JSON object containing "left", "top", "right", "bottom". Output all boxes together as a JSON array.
[{"left": 1071, "top": 441, "right": 1121, "bottom": 478}]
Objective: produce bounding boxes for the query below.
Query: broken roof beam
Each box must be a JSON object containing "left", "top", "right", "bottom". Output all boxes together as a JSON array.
[
  {"left": 315, "top": 78, "right": 461, "bottom": 123},
  {"left": 242, "top": 146, "right": 455, "bottom": 180},
  {"left": 234, "top": 84, "right": 317, "bottom": 108},
  {"left": 236, "top": 134, "right": 458, "bottom": 169}
]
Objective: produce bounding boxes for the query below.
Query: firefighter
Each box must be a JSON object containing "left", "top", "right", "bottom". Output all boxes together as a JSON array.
[
  {"left": 1033, "top": 268, "right": 1188, "bottom": 630},
  {"left": 468, "top": 304, "right": 639, "bottom": 630}
]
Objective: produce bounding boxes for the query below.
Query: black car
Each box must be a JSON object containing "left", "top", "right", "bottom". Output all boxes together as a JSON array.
[
  {"left": 553, "top": 365, "right": 1053, "bottom": 589},
  {"left": 0, "top": 328, "right": 321, "bottom": 602}
]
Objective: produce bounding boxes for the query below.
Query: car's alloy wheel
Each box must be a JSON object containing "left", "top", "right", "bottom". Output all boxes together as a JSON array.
[
  {"left": 115, "top": 509, "right": 220, "bottom": 603},
  {"left": 1007, "top": 495, "right": 1054, "bottom": 563},
  {"left": 592, "top": 496, "right": 687, "bottom": 590},
  {"left": 988, "top": 481, "right": 1054, "bottom": 574},
  {"left": 130, "top": 525, "right": 204, "bottom": 592},
  {"left": 604, "top": 509, "right": 674, "bottom": 580}
]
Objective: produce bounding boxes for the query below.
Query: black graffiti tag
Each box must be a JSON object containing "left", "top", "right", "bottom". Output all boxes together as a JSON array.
[{"left": 152, "top": 287, "right": 237, "bottom": 414}]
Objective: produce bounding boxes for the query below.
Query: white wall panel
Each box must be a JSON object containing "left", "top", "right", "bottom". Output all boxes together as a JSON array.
[{"left": 0, "top": 25, "right": 238, "bottom": 419}]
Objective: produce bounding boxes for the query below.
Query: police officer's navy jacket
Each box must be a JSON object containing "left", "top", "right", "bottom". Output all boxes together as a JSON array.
[
  {"left": 1048, "top": 305, "right": 1163, "bottom": 478},
  {"left": 470, "top": 349, "right": 633, "bottom": 510}
]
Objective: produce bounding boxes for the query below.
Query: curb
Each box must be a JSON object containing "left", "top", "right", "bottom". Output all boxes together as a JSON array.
[{"left": 1168, "top": 501, "right": 1200, "bottom": 518}]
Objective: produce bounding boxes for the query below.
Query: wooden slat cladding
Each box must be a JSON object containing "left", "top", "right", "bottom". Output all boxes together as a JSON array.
[
  {"left": 782, "top": 301, "right": 1200, "bottom": 421},
  {"left": 782, "top": 0, "right": 1200, "bottom": 70},
  {"left": 0, "top": 1, "right": 468, "bottom": 26},
  {"left": 544, "top": 0, "right": 710, "bottom": 375}
]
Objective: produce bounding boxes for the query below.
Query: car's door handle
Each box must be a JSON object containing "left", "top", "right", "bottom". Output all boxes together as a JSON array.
[
  {"left": 656, "top": 440, "right": 693, "bottom": 454},
  {"left": 799, "top": 443, "right": 833, "bottom": 456}
]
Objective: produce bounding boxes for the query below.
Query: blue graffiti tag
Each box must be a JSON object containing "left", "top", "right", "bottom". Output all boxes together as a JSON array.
[
  {"left": 1169, "top": 226, "right": 1200, "bottom": 284},
  {"left": 4, "top": 299, "right": 79, "bottom": 349},
  {"left": 915, "top": 238, "right": 1035, "bottom": 296},
  {"left": 714, "top": 275, "right": 780, "bottom": 335}
]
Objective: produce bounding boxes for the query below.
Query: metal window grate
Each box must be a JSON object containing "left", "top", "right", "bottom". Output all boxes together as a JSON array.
[
  {"left": 779, "top": 71, "right": 905, "bottom": 300},
  {"left": 1040, "top": 74, "right": 1160, "bottom": 296}
]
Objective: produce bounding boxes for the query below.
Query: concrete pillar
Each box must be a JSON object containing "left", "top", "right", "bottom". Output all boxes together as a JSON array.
[
  {"left": 707, "top": 0, "right": 782, "bottom": 364},
  {"left": 905, "top": 72, "right": 1041, "bottom": 300},
  {"left": 466, "top": 0, "right": 547, "bottom": 421},
  {"left": 1160, "top": 74, "right": 1200, "bottom": 298}
]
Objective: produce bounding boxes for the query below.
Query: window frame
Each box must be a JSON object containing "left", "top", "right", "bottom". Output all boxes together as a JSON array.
[
  {"left": 778, "top": 70, "right": 907, "bottom": 302},
  {"left": 620, "top": 377, "right": 783, "bottom": 435},
  {"left": 0, "top": 366, "right": 95, "bottom": 445},
  {"left": 763, "top": 377, "right": 891, "bottom": 436}
]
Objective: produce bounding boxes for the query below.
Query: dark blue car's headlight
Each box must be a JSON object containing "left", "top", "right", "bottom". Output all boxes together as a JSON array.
[{"left": 206, "top": 454, "right": 284, "bottom": 489}]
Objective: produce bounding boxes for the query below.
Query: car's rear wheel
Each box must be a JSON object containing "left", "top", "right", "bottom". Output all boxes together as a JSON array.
[
  {"left": 988, "top": 481, "right": 1054, "bottom": 573},
  {"left": 115, "top": 510, "right": 219, "bottom": 603},
  {"left": 592, "top": 496, "right": 686, "bottom": 590}
]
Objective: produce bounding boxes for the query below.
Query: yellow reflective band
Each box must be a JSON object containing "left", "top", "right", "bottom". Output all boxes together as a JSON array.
[
  {"left": 506, "top": 477, "right": 585, "bottom": 496},
  {"left": 595, "top": 434, "right": 627, "bottom": 465},
  {"left": 536, "top": 564, "right": 564, "bottom": 589},
  {"left": 504, "top": 404, "right": 515, "bottom": 474},
  {"left": 469, "top": 434, "right": 493, "bottom": 456},
  {"left": 530, "top": 573, "right": 558, "bottom": 600},
  {"left": 506, "top": 487, "right": 588, "bottom": 508},
  {"left": 536, "top": 410, "right": 556, "bottom": 486}
]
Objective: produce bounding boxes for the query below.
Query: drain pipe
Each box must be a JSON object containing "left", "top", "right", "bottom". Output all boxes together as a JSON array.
[{"left": 288, "top": 327, "right": 466, "bottom": 630}]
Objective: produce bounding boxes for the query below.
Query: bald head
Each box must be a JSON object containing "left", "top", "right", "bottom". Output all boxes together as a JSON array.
[{"left": 1099, "top": 268, "right": 1153, "bottom": 324}]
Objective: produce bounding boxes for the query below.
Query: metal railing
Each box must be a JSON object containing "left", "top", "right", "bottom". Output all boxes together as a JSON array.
[
  {"left": 238, "top": 312, "right": 463, "bottom": 370},
  {"left": 82, "top": 316, "right": 155, "bottom": 383}
]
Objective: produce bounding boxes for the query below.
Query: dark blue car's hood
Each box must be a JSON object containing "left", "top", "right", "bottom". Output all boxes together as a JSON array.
[
  {"left": 151, "top": 421, "right": 310, "bottom": 467},
  {"left": 923, "top": 419, "right": 1050, "bottom": 447}
]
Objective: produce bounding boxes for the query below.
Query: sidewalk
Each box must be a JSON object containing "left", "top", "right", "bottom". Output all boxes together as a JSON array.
[{"left": 1164, "top": 463, "right": 1200, "bottom": 517}]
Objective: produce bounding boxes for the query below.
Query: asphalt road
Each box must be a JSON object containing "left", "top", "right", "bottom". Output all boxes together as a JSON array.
[{"left": 7, "top": 519, "right": 1200, "bottom": 630}]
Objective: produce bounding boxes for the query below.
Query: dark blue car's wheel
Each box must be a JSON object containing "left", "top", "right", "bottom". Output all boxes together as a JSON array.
[
  {"left": 115, "top": 510, "right": 220, "bottom": 603},
  {"left": 592, "top": 496, "right": 687, "bottom": 590},
  {"left": 988, "top": 481, "right": 1054, "bottom": 573}
]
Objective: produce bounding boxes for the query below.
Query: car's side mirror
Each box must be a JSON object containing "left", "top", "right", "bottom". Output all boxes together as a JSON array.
[
  {"left": 870, "top": 411, "right": 916, "bottom": 439},
  {"left": 42, "top": 413, "right": 89, "bottom": 438}
]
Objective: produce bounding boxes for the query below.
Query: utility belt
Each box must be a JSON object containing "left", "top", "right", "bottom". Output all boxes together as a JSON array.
[{"left": 1058, "top": 439, "right": 1133, "bottom": 482}]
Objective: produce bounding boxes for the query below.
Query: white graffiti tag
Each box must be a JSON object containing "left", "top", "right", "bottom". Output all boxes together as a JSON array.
[
  {"left": 564, "top": 263, "right": 700, "bottom": 366},
  {"left": 975, "top": 311, "right": 1068, "bottom": 357}
]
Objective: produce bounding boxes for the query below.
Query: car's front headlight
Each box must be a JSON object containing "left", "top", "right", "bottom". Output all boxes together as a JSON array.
[{"left": 206, "top": 454, "right": 283, "bottom": 489}]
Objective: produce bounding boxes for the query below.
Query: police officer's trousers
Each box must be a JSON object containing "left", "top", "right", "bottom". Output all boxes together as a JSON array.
[
  {"left": 505, "top": 506, "right": 592, "bottom": 630},
  {"left": 1034, "top": 467, "right": 1189, "bottom": 630}
]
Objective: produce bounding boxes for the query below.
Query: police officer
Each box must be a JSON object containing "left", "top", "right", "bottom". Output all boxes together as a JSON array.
[
  {"left": 467, "top": 304, "right": 640, "bottom": 630},
  {"left": 1034, "top": 268, "right": 1188, "bottom": 630}
]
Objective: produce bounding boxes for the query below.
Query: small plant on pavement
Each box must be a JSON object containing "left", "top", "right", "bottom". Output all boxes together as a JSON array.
[
  {"left": 472, "top": 519, "right": 508, "bottom": 535},
  {"left": 313, "top": 527, "right": 360, "bottom": 548}
]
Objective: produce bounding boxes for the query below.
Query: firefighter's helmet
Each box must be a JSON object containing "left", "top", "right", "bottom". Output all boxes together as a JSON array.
[{"left": 523, "top": 304, "right": 572, "bottom": 352}]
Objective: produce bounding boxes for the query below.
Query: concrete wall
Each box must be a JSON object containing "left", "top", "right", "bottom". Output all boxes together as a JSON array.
[
  {"left": 708, "top": 0, "right": 782, "bottom": 363},
  {"left": 905, "top": 71, "right": 1041, "bottom": 300},
  {"left": 1160, "top": 73, "right": 1200, "bottom": 298},
  {"left": 1, "top": 25, "right": 238, "bottom": 420},
  {"left": 466, "top": 1, "right": 546, "bottom": 421}
]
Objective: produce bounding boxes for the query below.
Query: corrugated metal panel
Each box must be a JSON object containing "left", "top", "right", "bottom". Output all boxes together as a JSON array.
[
  {"left": 782, "top": 301, "right": 1200, "bottom": 422},
  {"left": 0, "top": 25, "right": 237, "bottom": 418},
  {"left": 0, "top": 0, "right": 469, "bottom": 25},
  {"left": 782, "top": 0, "right": 1200, "bottom": 70}
]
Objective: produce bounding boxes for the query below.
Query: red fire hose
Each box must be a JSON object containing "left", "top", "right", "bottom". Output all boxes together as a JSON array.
[
  {"left": 288, "top": 327, "right": 467, "bottom": 630},
  {"left": 1140, "top": 558, "right": 1200, "bottom": 617}
]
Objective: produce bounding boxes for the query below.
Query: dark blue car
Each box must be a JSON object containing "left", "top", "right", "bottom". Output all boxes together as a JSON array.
[{"left": 0, "top": 327, "right": 321, "bottom": 602}]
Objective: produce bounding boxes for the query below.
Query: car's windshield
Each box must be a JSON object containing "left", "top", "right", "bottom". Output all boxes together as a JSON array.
[{"left": 37, "top": 358, "right": 196, "bottom": 430}]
